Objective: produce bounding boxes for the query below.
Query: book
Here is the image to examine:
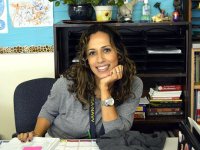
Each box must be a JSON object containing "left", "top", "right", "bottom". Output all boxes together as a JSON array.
[
  {"left": 196, "top": 90, "right": 200, "bottom": 124},
  {"left": 150, "top": 96, "right": 181, "bottom": 100},
  {"left": 147, "top": 111, "right": 183, "bottom": 116},
  {"left": 148, "top": 107, "right": 181, "bottom": 112},
  {"left": 150, "top": 99, "right": 182, "bottom": 102},
  {"left": 136, "top": 105, "right": 146, "bottom": 112},
  {"left": 156, "top": 85, "right": 182, "bottom": 91},
  {"left": 139, "top": 96, "right": 150, "bottom": 105},
  {"left": 0, "top": 137, "right": 60, "bottom": 150},
  {"left": 150, "top": 101, "right": 182, "bottom": 108},
  {"left": 149, "top": 88, "right": 182, "bottom": 98},
  {"left": 134, "top": 112, "right": 145, "bottom": 119}
]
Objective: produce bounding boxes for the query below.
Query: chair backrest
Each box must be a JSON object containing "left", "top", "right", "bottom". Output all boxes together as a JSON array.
[{"left": 14, "top": 78, "right": 56, "bottom": 133}]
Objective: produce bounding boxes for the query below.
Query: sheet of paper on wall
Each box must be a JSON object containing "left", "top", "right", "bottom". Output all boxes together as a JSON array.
[
  {"left": 0, "top": 0, "right": 8, "bottom": 33},
  {"left": 0, "top": 137, "right": 60, "bottom": 150},
  {"left": 8, "top": 0, "right": 53, "bottom": 27}
]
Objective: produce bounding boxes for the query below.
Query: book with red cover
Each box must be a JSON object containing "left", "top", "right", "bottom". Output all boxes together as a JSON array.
[{"left": 156, "top": 85, "right": 182, "bottom": 91}]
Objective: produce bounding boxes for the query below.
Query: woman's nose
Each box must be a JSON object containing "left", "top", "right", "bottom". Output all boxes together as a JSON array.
[{"left": 97, "top": 53, "right": 104, "bottom": 63}]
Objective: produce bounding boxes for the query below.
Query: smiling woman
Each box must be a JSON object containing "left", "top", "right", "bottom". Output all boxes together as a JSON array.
[{"left": 17, "top": 24, "right": 143, "bottom": 142}]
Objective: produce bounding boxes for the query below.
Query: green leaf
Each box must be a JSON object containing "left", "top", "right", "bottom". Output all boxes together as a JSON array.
[{"left": 55, "top": 1, "right": 60, "bottom": 6}]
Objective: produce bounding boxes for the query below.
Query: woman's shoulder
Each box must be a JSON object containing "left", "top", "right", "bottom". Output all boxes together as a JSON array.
[
  {"left": 52, "top": 76, "right": 73, "bottom": 92},
  {"left": 132, "top": 76, "right": 143, "bottom": 87}
]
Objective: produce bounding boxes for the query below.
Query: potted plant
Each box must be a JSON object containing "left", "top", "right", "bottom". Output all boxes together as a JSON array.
[
  {"left": 49, "top": 0, "right": 102, "bottom": 20},
  {"left": 93, "top": 0, "right": 124, "bottom": 21}
]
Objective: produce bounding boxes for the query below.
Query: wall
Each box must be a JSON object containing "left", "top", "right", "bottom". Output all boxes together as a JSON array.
[
  {"left": 0, "top": 53, "right": 55, "bottom": 139},
  {"left": 0, "top": 2, "right": 69, "bottom": 140}
]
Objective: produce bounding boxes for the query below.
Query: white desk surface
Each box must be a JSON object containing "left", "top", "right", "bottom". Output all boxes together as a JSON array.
[{"left": 0, "top": 137, "right": 178, "bottom": 150}]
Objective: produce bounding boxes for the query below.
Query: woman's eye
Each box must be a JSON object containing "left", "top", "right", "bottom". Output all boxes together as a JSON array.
[
  {"left": 88, "top": 51, "right": 96, "bottom": 56},
  {"left": 103, "top": 48, "right": 111, "bottom": 53}
]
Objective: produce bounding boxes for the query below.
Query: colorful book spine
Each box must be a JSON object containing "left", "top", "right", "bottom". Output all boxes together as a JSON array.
[
  {"left": 151, "top": 96, "right": 180, "bottom": 100},
  {"left": 148, "top": 107, "right": 181, "bottom": 112},
  {"left": 150, "top": 102, "right": 182, "bottom": 108},
  {"left": 134, "top": 112, "right": 145, "bottom": 119},
  {"left": 196, "top": 90, "right": 200, "bottom": 124},
  {"left": 136, "top": 105, "right": 146, "bottom": 112},
  {"left": 150, "top": 99, "right": 182, "bottom": 102}
]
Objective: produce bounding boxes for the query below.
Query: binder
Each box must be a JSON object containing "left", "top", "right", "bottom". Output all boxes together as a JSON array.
[{"left": 178, "top": 118, "right": 200, "bottom": 150}]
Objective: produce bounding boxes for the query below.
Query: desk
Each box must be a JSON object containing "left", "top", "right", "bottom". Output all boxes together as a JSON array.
[{"left": 0, "top": 138, "right": 177, "bottom": 150}]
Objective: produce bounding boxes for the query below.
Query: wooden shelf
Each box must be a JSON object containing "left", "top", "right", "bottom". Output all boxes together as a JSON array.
[
  {"left": 194, "top": 84, "right": 200, "bottom": 89},
  {"left": 191, "top": 48, "right": 200, "bottom": 118}
]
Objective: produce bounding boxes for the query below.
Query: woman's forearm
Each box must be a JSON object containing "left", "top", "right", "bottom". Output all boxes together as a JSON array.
[
  {"left": 33, "top": 117, "right": 51, "bottom": 136},
  {"left": 101, "top": 88, "right": 118, "bottom": 122}
]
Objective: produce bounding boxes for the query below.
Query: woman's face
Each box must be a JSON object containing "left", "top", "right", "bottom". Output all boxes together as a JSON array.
[{"left": 86, "top": 31, "right": 118, "bottom": 80}]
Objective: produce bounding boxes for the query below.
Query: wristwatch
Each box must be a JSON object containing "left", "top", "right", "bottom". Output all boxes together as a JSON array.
[{"left": 101, "top": 97, "right": 114, "bottom": 106}]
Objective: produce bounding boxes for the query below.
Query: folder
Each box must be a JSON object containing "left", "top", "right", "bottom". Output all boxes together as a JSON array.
[{"left": 178, "top": 118, "right": 200, "bottom": 150}]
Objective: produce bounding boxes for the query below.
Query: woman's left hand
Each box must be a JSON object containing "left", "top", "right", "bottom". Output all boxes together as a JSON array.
[{"left": 99, "top": 65, "right": 123, "bottom": 90}]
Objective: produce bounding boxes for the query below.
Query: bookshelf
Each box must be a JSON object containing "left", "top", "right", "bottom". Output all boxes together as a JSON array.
[
  {"left": 191, "top": 48, "right": 200, "bottom": 121},
  {"left": 53, "top": 22, "right": 190, "bottom": 132}
]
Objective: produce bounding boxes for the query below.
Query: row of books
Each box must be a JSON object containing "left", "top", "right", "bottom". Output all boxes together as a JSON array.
[
  {"left": 134, "top": 85, "right": 184, "bottom": 119},
  {"left": 195, "top": 90, "right": 200, "bottom": 125},
  {"left": 134, "top": 97, "right": 149, "bottom": 119},
  {"left": 147, "top": 85, "right": 183, "bottom": 117}
]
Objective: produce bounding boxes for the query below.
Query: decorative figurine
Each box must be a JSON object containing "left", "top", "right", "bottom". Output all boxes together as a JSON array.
[
  {"left": 173, "top": 0, "right": 182, "bottom": 21},
  {"left": 152, "top": 2, "right": 170, "bottom": 22},
  {"left": 118, "top": 0, "right": 138, "bottom": 22},
  {"left": 154, "top": 2, "right": 165, "bottom": 17},
  {"left": 172, "top": 10, "right": 179, "bottom": 22}
]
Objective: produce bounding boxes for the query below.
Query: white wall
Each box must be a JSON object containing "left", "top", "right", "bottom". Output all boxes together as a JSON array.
[{"left": 0, "top": 53, "right": 55, "bottom": 140}]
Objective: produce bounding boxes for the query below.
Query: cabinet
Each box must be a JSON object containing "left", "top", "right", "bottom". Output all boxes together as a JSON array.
[
  {"left": 53, "top": 22, "right": 190, "bottom": 132},
  {"left": 191, "top": 48, "right": 200, "bottom": 123}
]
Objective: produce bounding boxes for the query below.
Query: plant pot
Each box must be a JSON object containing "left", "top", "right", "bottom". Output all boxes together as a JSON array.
[
  {"left": 94, "top": 6, "right": 113, "bottom": 21},
  {"left": 68, "top": 4, "right": 94, "bottom": 21}
]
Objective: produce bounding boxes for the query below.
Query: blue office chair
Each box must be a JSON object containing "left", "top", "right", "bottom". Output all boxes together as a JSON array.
[{"left": 13, "top": 78, "right": 56, "bottom": 137}]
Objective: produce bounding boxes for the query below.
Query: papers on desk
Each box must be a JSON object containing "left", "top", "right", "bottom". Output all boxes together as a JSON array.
[
  {"left": 0, "top": 138, "right": 100, "bottom": 150},
  {"left": 56, "top": 139, "right": 99, "bottom": 150},
  {"left": 0, "top": 137, "right": 59, "bottom": 150}
]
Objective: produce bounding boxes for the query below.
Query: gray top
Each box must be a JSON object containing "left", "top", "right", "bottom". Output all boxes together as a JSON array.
[{"left": 38, "top": 76, "right": 143, "bottom": 139}]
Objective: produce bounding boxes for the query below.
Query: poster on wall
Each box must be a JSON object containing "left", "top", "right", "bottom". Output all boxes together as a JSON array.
[
  {"left": 0, "top": 0, "right": 8, "bottom": 33},
  {"left": 9, "top": 0, "right": 53, "bottom": 27}
]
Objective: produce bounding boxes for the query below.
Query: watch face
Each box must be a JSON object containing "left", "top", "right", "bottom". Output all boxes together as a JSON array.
[{"left": 105, "top": 98, "right": 114, "bottom": 106}]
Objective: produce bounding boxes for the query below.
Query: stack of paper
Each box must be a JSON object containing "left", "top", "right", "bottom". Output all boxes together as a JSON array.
[{"left": 0, "top": 137, "right": 60, "bottom": 150}]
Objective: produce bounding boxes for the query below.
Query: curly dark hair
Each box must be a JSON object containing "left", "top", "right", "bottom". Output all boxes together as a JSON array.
[{"left": 63, "top": 24, "right": 136, "bottom": 106}]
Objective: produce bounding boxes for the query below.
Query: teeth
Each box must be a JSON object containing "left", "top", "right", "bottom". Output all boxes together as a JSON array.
[{"left": 97, "top": 65, "right": 108, "bottom": 71}]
